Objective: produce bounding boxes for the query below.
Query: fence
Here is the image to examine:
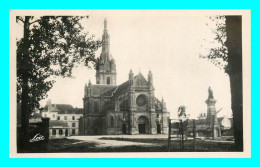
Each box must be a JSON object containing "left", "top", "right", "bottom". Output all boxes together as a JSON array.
[{"left": 168, "top": 119, "right": 196, "bottom": 152}]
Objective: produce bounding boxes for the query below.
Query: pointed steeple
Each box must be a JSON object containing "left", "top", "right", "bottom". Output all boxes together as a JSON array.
[
  {"left": 96, "top": 19, "right": 117, "bottom": 85},
  {"left": 101, "top": 18, "right": 110, "bottom": 61},
  {"left": 104, "top": 18, "right": 107, "bottom": 29}
]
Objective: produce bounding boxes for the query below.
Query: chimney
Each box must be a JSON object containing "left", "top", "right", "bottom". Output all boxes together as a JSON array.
[{"left": 47, "top": 99, "right": 52, "bottom": 112}]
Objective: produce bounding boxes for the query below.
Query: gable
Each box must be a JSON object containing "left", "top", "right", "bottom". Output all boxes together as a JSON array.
[{"left": 133, "top": 73, "right": 148, "bottom": 87}]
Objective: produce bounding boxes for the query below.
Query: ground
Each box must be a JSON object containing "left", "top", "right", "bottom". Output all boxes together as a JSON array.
[{"left": 18, "top": 135, "right": 235, "bottom": 153}]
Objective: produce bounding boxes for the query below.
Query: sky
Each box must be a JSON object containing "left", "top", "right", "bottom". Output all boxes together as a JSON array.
[{"left": 17, "top": 10, "right": 232, "bottom": 119}]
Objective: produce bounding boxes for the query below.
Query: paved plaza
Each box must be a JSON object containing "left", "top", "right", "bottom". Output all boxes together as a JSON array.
[{"left": 68, "top": 135, "right": 168, "bottom": 148}]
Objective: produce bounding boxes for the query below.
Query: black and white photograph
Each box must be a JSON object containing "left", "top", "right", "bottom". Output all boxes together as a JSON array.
[{"left": 10, "top": 10, "right": 251, "bottom": 157}]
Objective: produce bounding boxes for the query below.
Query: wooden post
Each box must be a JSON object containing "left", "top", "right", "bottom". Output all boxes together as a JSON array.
[
  {"left": 212, "top": 115, "right": 215, "bottom": 140},
  {"left": 193, "top": 119, "right": 196, "bottom": 151},
  {"left": 168, "top": 119, "right": 171, "bottom": 152},
  {"left": 180, "top": 120, "right": 184, "bottom": 151}
]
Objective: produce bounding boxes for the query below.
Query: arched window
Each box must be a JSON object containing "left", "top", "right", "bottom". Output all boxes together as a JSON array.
[
  {"left": 72, "top": 123, "right": 76, "bottom": 127},
  {"left": 94, "top": 102, "right": 99, "bottom": 112},
  {"left": 59, "top": 129, "right": 63, "bottom": 135},
  {"left": 110, "top": 116, "right": 114, "bottom": 127},
  {"left": 72, "top": 116, "right": 75, "bottom": 120},
  {"left": 107, "top": 77, "right": 110, "bottom": 84}
]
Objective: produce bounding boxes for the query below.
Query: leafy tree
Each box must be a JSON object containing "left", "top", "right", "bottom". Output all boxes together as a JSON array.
[
  {"left": 200, "top": 16, "right": 243, "bottom": 151},
  {"left": 177, "top": 105, "right": 189, "bottom": 150},
  {"left": 16, "top": 16, "right": 102, "bottom": 148},
  {"left": 177, "top": 105, "right": 189, "bottom": 131}
]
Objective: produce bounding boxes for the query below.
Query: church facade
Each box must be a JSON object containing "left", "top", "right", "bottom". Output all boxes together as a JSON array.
[{"left": 78, "top": 19, "right": 170, "bottom": 135}]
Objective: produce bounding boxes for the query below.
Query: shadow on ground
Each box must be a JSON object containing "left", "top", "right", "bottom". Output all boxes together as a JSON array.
[{"left": 18, "top": 137, "right": 236, "bottom": 153}]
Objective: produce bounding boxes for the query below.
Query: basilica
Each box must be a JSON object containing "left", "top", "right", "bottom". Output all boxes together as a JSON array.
[{"left": 78, "top": 19, "right": 170, "bottom": 135}]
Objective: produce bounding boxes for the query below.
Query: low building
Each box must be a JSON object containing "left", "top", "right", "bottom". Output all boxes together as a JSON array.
[
  {"left": 49, "top": 120, "right": 69, "bottom": 139},
  {"left": 41, "top": 100, "right": 83, "bottom": 137}
]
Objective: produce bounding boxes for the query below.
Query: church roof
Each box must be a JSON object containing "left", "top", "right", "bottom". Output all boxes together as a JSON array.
[
  {"left": 89, "top": 85, "right": 117, "bottom": 97},
  {"left": 113, "top": 80, "right": 130, "bottom": 97},
  {"left": 87, "top": 73, "right": 149, "bottom": 98}
]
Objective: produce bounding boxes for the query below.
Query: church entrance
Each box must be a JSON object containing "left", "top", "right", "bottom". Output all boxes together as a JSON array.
[
  {"left": 122, "top": 124, "right": 127, "bottom": 134},
  {"left": 157, "top": 124, "right": 161, "bottom": 134},
  {"left": 94, "top": 128, "right": 98, "bottom": 135},
  {"left": 138, "top": 124, "right": 146, "bottom": 134},
  {"left": 137, "top": 116, "right": 149, "bottom": 134}
]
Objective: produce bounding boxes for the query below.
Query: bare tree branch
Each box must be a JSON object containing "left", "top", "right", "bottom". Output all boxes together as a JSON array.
[
  {"left": 16, "top": 16, "right": 24, "bottom": 23},
  {"left": 29, "top": 19, "right": 41, "bottom": 25}
]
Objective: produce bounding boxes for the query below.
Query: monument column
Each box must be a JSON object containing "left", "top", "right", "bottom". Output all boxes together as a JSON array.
[{"left": 205, "top": 87, "right": 221, "bottom": 139}]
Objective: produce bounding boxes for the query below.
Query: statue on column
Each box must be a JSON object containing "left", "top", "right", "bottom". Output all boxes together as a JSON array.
[{"left": 208, "top": 86, "right": 214, "bottom": 99}]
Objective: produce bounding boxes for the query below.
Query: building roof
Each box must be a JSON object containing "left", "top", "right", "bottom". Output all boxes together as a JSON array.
[
  {"left": 89, "top": 84, "right": 117, "bottom": 97},
  {"left": 49, "top": 120, "right": 69, "bottom": 128},
  {"left": 86, "top": 73, "right": 149, "bottom": 98},
  {"left": 30, "top": 113, "right": 42, "bottom": 119},
  {"left": 43, "top": 104, "right": 83, "bottom": 114},
  {"left": 218, "top": 117, "right": 225, "bottom": 122},
  {"left": 113, "top": 80, "right": 130, "bottom": 97},
  {"left": 43, "top": 104, "right": 73, "bottom": 111},
  {"left": 59, "top": 108, "right": 83, "bottom": 114}
]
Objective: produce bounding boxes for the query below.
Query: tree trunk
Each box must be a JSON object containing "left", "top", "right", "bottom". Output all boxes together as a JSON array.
[
  {"left": 225, "top": 16, "right": 243, "bottom": 151},
  {"left": 19, "top": 16, "right": 31, "bottom": 150}
]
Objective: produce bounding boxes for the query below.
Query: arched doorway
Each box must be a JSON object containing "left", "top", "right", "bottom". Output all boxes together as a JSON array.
[
  {"left": 157, "top": 124, "right": 161, "bottom": 134},
  {"left": 137, "top": 116, "right": 149, "bottom": 134},
  {"left": 122, "top": 124, "right": 126, "bottom": 134},
  {"left": 107, "top": 77, "right": 110, "bottom": 84},
  {"left": 94, "top": 128, "right": 98, "bottom": 135},
  {"left": 92, "top": 119, "right": 102, "bottom": 135}
]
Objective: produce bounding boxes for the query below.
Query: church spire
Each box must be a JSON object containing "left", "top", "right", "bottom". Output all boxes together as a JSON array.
[
  {"left": 96, "top": 19, "right": 117, "bottom": 85},
  {"left": 104, "top": 18, "right": 107, "bottom": 29},
  {"left": 101, "top": 18, "right": 110, "bottom": 60}
]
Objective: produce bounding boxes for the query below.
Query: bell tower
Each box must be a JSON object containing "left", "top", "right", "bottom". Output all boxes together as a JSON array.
[{"left": 96, "top": 19, "right": 117, "bottom": 85}]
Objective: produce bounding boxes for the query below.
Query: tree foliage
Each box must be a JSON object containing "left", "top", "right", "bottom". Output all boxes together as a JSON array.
[
  {"left": 177, "top": 105, "right": 189, "bottom": 132},
  {"left": 200, "top": 15, "right": 243, "bottom": 151},
  {"left": 200, "top": 16, "right": 228, "bottom": 71},
  {"left": 177, "top": 105, "right": 188, "bottom": 119},
  {"left": 16, "top": 16, "right": 102, "bottom": 113}
]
